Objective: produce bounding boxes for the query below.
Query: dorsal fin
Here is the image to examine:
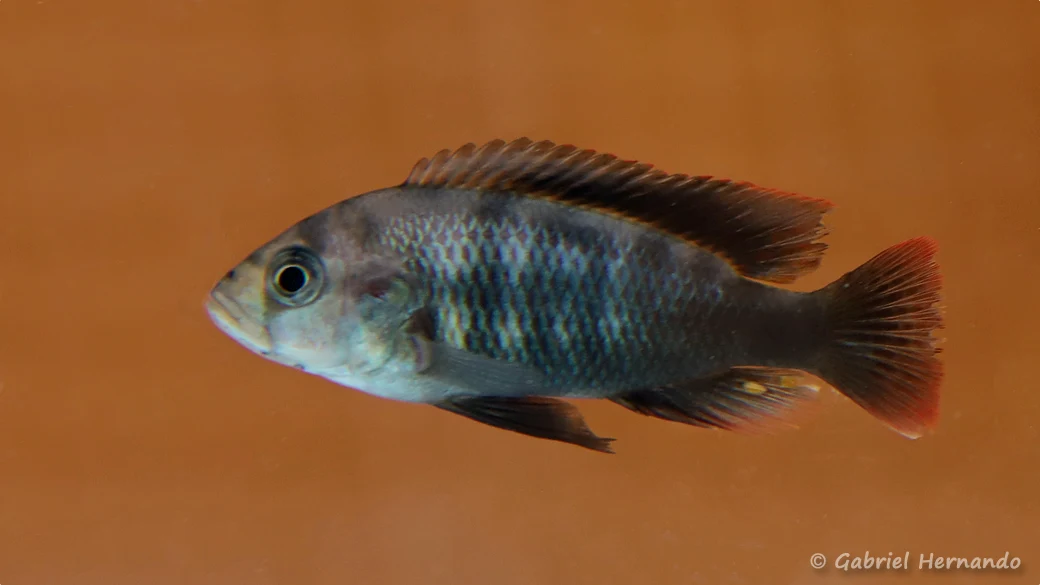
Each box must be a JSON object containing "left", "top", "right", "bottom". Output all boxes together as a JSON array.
[{"left": 403, "top": 138, "right": 834, "bottom": 283}]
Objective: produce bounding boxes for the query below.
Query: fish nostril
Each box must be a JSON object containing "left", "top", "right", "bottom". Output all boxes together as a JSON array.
[{"left": 225, "top": 269, "right": 236, "bottom": 280}]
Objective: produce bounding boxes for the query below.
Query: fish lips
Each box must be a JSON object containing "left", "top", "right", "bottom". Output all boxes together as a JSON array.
[{"left": 205, "top": 290, "right": 274, "bottom": 356}]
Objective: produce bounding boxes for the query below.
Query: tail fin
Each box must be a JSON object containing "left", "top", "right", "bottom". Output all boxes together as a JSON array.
[{"left": 814, "top": 237, "right": 944, "bottom": 438}]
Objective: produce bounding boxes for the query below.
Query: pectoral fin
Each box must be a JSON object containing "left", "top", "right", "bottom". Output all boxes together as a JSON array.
[
  {"left": 413, "top": 338, "right": 548, "bottom": 397},
  {"left": 435, "top": 396, "right": 615, "bottom": 453}
]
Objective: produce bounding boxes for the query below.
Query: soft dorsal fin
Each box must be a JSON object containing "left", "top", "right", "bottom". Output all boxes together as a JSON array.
[{"left": 403, "top": 138, "right": 834, "bottom": 283}]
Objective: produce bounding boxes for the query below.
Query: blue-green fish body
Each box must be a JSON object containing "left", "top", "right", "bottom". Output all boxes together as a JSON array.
[{"left": 206, "top": 138, "right": 944, "bottom": 453}]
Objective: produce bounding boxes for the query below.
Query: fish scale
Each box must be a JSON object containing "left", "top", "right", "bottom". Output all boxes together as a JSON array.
[{"left": 380, "top": 207, "right": 709, "bottom": 394}]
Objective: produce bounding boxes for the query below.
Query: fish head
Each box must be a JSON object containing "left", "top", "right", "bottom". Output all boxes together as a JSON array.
[{"left": 205, "top": 216, "right": 371, "bottom": 374}]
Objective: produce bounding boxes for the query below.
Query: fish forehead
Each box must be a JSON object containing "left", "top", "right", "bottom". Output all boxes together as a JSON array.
[
  {"left": 207, "top": 208, "right": 344, "bottom": 324},
  {"left": 223, "top": 200, "right": 373, "bottom": 280},
  {"left": 258, "top": 208, "right": 347, "bottom": 260}
]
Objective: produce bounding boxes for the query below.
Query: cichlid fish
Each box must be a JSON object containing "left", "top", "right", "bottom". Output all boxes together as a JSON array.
[{"left": 205, "top": 138, "right": 944, "bottom": 453}]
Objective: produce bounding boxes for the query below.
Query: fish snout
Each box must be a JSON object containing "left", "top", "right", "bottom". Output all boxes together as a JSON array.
[{"left": 205, "top": 289, "right": 274, "bottom": 355}]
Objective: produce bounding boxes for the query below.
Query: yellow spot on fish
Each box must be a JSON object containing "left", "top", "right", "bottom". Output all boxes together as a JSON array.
[
  {"left": 742, "top": 381, "right": 768, "bottom": 394},
  {"left": 779, "top": 375, "right": 800, "bottom": 388}
]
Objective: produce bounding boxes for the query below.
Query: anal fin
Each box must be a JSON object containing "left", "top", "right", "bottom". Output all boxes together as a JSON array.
[
  {"left": 435, "top": 396, "right": 615, "bottom": 453},
  {"left": 610, "top": 367, "right": 820, "bottom": 433}
]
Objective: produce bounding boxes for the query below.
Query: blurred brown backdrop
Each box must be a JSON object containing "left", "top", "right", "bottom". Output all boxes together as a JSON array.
[{"left": 1, "top": 1, "right": 1038, "bottom": 584}]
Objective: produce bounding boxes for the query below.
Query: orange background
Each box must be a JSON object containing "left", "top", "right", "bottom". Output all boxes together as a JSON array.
[{"left": 1, "top": 1, "right": 1038, "bottom": 584}]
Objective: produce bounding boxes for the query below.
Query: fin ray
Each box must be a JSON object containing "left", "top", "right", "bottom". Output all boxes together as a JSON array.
[
  {"left": 610, "top": 366, "right": 820, "bottom": 434},
  {"left": 416, "top": 341, "right": 547, "bottom": 397},
  {"left": 812, "top": 236, "right": 944, "bottom": 439},
  {"left": 435, "top": 396, "right": 615, "bottom": 453},
  {"left": 404, "top": 138, "right": 834, "bottom": 283}
]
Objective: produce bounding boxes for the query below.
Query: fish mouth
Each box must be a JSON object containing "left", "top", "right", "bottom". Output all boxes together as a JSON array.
[{"left": 205, "top": 289, "right": 273, "bottom": 355}]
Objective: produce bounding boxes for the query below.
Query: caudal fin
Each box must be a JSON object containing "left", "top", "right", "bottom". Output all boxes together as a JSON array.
[{"left": 814, "top": 237, "right": 944, "bottom": 438}]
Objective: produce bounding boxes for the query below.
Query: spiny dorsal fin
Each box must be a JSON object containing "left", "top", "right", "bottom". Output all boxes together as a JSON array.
[{"left": 403, "top": 138, "right": 834, "bottom": 283}]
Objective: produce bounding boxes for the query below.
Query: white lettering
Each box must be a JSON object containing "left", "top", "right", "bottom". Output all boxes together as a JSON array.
[
  {"left": 835, "top": 553, "right": 850, "bottom": 571},
  {"left": 918, "top": 552, "right": 1022, "bottom": 571},
  {"left": 835, "top": 551, "right": 1021, "bottom": 572}
]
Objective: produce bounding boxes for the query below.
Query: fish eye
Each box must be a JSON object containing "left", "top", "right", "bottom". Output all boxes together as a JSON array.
[
  {"left": 276, "top": 265, "right": 307, "bottom": 293},
  {"left": 267, "top": 246, "right": 325, "bottom": 307}
]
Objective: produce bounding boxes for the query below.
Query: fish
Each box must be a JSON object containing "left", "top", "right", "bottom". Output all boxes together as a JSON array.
[{"left": 205, "top": 138, "right": 944, "bottom": 454}]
